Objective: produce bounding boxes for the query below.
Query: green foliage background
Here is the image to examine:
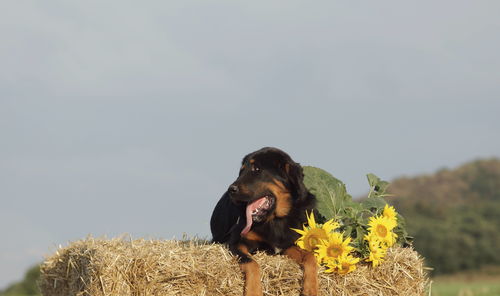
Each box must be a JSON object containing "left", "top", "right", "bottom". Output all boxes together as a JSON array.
[
  {"left": 386, "top": 159, "right": 500, "bottom": 275},
  {"left": 0, "top": 266, "right": 41, "bottom": 296}
]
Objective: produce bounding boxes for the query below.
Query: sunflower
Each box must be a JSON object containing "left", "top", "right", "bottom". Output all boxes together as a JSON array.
[
  {"left": 315, "top": 232, "right": 353, "bottom": 263},
  {"left": 382, "top": 204, "right": 398, "bottom": 221},
  {"left": 367, "top": 215, "right": 397, "bottom": 247},
  {"left": 322, "top": 218, "right": 340, "bottom": 234},
  {"left": 364, "top": 234, "right": 387, "bottom": 267},
  {"left": 292, "top": 212, "right": 339, "bottom": 252},
  {"left": 324, "top": 254, "right": 360, "bottom": 274},
  {"left": 336, "top": 255, "right": 360, "bottom": 275}
]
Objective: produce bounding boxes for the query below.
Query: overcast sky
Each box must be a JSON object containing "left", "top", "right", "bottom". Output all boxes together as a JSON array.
[{"left": 1, "top": 0, "right": 499, "bottom": 289}]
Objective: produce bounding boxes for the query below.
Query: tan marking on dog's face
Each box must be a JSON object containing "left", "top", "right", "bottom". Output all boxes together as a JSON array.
[{"left": 260, "top": 179, "right": 291, "bottom": 218}]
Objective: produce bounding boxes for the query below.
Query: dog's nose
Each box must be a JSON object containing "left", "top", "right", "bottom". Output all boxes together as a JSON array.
[{"left": 228, "top": 184, "right": 239, "bottom": 194}]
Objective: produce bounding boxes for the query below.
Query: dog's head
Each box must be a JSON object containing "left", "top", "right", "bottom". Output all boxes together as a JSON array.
[{"left": 228, "top": 147, "right": 308, "bottom": 234}]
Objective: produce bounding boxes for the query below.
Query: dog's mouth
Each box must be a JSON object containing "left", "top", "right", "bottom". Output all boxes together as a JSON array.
[
  {"left": 241, "top": 195, "right": 275, "bottom": 236},
  {"left": 250, "top": 195, "right": 275, "bottom": 222}
]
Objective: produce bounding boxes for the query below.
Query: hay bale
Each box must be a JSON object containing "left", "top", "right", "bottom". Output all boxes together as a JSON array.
[{"left": 40, "top": 237, "right": 429, "bottom": 296}]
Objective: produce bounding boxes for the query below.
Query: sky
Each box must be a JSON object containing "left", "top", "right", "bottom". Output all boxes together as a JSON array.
[{"left": 1, "top": 0, "right": 499, "bottom": 289}]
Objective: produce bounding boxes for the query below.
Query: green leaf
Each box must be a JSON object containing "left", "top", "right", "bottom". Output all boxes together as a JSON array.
[
  {"left": 367, "top": 173, "right": 380, "bottom": 187},
  {"left": 343, "top": 225, "right": 353, "bottom": 238},
  {"left": 356, "top": 226, "right": 367, "bottom": 240},
  {"left": 303, "top": 166, "right": 352, "bottom": 221},
  {"left": 366, "top": 173, "right": 390, "bottom": 198},
  {"left": 393, "top": 213, "right": 412, "bottom": 246},
  {"left": 361, "top": 196, "right": 387, "bottom": 213}
]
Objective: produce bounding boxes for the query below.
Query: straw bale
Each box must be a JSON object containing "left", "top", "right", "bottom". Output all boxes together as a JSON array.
[{"left": 40, "top": 237, "right": 429, "bottom": 296}]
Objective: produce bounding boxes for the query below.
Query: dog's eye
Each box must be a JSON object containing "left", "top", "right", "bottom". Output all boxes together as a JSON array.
[{"left": 251, "top": 165, "right": 260, "bottom": 172}]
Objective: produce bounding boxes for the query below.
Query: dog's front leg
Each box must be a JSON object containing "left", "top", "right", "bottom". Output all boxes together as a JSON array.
[
  {"left": 231, "top": 243, "right": 263, "bottom": 296},
  {"left": 284, "top": 246, "right": 318, "bottom": 296},
  {"left": 240, "top": 259, "right": 263, "bottom": 296}
]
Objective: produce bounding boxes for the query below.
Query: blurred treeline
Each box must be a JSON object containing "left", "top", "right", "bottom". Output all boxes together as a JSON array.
[
  {"left": 0, "top": 266, "right": 40, "bottom": 296},
  {"left": 386, "top": 158, "right": 500, "bottom": 275}
]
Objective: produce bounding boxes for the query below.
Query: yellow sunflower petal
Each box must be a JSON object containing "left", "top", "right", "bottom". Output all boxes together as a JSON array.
[
  {"left": 364, "top": 234, "right": 387, "bottom": 267},
  {"left": 322, "top": 219, "right": 340, "bottom": 234},
  {"left": 316, "top": 232, "right": 354, "bottom": 263},
  {"left": 367, "top": 215, "right": 398, "bottom": 247},
  {"left": 383, "top": 204, "right": 398, "bottom": 220},
  {"left": 306, "top": 211, "right": 317, "bottom": 229},
  {"left": 337, "top": 255, "right": 360, "bottom": 274},
  {"left": 295, "top": 227, "right": 328, "bottom": 252},
  {"left": 291, "top": 227, "right": 307, "bottom": 236}
]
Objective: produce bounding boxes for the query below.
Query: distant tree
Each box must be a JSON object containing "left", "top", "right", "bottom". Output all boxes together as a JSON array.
[
  {"left": 0, "top": 265, "right": 41, "bottom": 296},
  {"left": 385, "top": 159, "right": 500, "bottom": 275}
]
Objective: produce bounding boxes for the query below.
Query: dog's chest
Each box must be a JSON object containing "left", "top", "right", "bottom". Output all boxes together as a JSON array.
[{"left": 249, "top": 221, "right": 298, "bottom": 249}]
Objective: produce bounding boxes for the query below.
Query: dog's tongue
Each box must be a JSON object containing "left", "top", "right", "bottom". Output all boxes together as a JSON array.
[{"left": 241, "top": 197, "right": 267, "bottom": 236}]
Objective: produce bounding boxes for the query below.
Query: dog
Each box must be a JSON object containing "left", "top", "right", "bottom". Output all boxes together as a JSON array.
[{"left": 210, "top": 147, "right": 318, "bottom": 296}]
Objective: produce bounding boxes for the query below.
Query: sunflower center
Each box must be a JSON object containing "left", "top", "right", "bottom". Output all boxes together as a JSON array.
[
  {"left": 376, "top": 224, "right": 388, "bottom": 237},
  {"left": 306, "top": 236, "right": 321, "bottom": 250},
  {"left": 327, "top": 245, "right": 343, "bottom": 258},
  {"left": 304, "top": 228, "right": 327, "bottom": 250}
]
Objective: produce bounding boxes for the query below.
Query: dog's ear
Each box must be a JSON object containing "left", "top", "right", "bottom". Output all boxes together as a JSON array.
[
  {"left": 241, "top": 155, "right": 248, "bottom": 166},
  {"left": 284, "top": 161, "right": 308, "bottom": 200}
]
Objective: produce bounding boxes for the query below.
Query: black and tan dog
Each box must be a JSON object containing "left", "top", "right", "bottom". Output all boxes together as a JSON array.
[{"left": 210, "top": 147, "right": 318, "bottom": 296}]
